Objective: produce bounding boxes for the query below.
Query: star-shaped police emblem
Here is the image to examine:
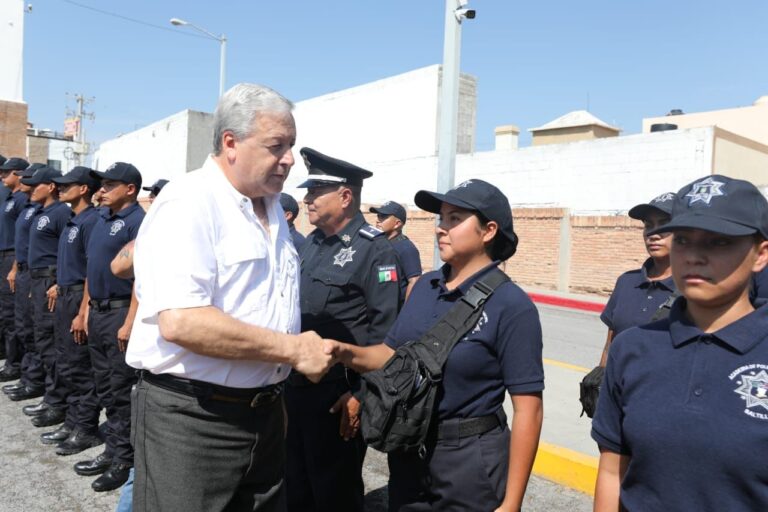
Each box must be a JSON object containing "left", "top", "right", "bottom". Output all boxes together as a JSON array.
[
  {"left": 685, "top": 177, "right": 725, "bottom": 205},
  {"left": 734, "top": 369, "right": 768, "bottom": 411},
  {"left": 341, "top": 234, "right": 351, "bottom": 243},
  {"left": 333, "top": 247, "right": 356, "bottom": 267}
]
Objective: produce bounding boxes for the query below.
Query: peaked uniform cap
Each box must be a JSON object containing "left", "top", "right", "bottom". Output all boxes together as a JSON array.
[{"left": 297, "top": 147, "right": 373, "bottom": 188}]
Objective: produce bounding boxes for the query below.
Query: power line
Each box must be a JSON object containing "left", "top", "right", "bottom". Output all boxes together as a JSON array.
[{"left": 56, "top": 0, "right": 209, "bottom": 40}]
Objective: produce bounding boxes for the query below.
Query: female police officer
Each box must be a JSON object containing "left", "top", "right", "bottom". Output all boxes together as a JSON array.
[
  {"left": 593, "top": 175, "right": 768, "bottom": 511},
  {"left": 331, "top": 179, "right": 544, "bottom": 512},
  {"left": 598, "top": 192, "right": 677, "bottom": 366}
]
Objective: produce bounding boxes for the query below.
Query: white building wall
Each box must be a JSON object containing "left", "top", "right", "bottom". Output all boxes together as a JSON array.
[{"left": 0, "top": 0, "right": 24, "bottom": 102}]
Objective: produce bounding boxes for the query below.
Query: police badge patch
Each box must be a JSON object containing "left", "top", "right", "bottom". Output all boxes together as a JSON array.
[
  {"left": 685, "top": 177, "right": 726, "bottom": 205},
  {"left": 5, "top": 200, "right": 15, "bottom": 212},
  {"left": 67, "top": 226, "right": 79, "bottom": 243},
  {"left": 333, "top": 247, "right": 355, "bottom": 267},
  {"left": 36, "top": 216, "right": 50, "bottom": 231},
  {"left": 24, "top": 208, "right": 35, "bottom": 220},
  {"left": 730, "top": 364, "right": 768, "bottom": 420},
  {"left": 110, "top": 219, "right": 126, "bottom": 236}
]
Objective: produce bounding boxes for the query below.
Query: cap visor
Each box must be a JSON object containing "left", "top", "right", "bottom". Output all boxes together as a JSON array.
[
  {"left": 90, "top": 170, "right": 108, "bottom": 180},
  {"left": 20, "top": 177, "right": 41, "bottom": 186},
  {"left": 52, "top": 175, "right": 80, "bottom": 185},
  {"left": 628, "top": 204, "right": 661, "bottom": 221},
  {"left": 297, "top": 178, "right": 342, "bottom": 189},
  {"left": 414, "top": 190, "right": 477, "bottom": 214},
  {"left": 647, "top": 214, "right": 757, "bottom": 237}
]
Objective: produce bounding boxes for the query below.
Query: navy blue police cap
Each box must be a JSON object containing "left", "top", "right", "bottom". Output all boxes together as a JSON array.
[
  {"left": 279, "top": 193, "right": 300, "bottom": 216},
  {"left": 297, "top": 147, "right": 373, "bottom": 188},
  {"left": 15, "top": 163, "right": 46, "bottom": 178},
  {"left": 648, "top": 174, "right": 768, "bottom": 239},
  {"left": 91, "top": 162, "right": 142, "bottom": 189},
  {"left": 21, "top": 166, "right": 63, "bottom": 186},
  {"left": 415, "top": 179, "right": 519, "bottom": 257},
  {"left": 52, "top": 166, "right": 101, "bottom": 191},
  {"left": 628, "top": 192, "right": 677, "bottom": 221},
  {"left": 369, "top": 201, "right": 407, "bottom": 223},
  {"left": 142, "top": 179, "right": 169, "bottom": 196},
  {"left": 0, "top": 157, "right": 30, "bottom": 171}
]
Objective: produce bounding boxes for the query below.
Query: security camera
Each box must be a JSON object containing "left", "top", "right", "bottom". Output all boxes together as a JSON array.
[
  {"left": 454, "top": 8, "right": 476, "bottom": 21},
  {"left": 26, "top": 3, "right": 33, "bottom": 13}
]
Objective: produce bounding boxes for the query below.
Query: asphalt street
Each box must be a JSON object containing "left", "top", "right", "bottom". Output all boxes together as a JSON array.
[{"left": 0, "top": 303, "right": 602, "bottom": 511}]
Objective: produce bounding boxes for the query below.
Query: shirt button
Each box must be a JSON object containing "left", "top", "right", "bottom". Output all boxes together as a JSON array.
[
  {"left": 642, "top": 307, "right": 647, "bottom": 312},
  {"left": 694, "top": 388, "right": 703, "bottom": 396},
  {"left": 701, "top": 335, "right": 712, "bottom": 344},
  {"left": 647, "top": 296, "right": 653, "bottom": 300}
]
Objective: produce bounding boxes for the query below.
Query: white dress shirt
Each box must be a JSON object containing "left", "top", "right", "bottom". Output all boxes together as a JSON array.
[{"left": 126, "top": 155, "right": 300, "bottom": 387}]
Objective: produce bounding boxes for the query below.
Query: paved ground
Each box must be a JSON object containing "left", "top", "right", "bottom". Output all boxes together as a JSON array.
[{"left": 0, "top": 303, "right": 602, "bottom": 511}]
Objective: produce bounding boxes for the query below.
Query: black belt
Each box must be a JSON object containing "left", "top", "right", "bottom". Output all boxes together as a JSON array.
[
  {"left": 30, "top": 267, "right": 56, "bottom": 279},
  {"left": 58, "top": 283, "right": 85, "bottom": 295},
  {"left": 17, "top": 262, "right": 28, "bottom": 271},
  {"left": 0, "top": 249, "right": 14, "bottom": 256},
  {"left": 286, "top": 364, "right": 348, "bottom": 387},
  {"left": 141, "top": 371, "right": 282, "bottom": 408},
  {"left": 89, "top": 298, "right": 131, "bottom": 312},
  {"left": 436, "top": 410, "right": 505, "bottom": 441}
]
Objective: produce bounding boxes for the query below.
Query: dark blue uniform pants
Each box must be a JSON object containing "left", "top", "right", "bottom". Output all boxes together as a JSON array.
[
  {"left": 17, "top": 268, "right": 44, "bottom": 388},
  {"left": 55, "top": 287, "right": 100, "bottom": 434},
  {"left": 31, "top": 274, "right": 68, "bottom": 409},
  {"left": 387, "top": 424, "right": 510, "bottom": 512},
  {"left": 285, "top": 379, "right": 365, "bottom": 512},
  {"left": 0, "top": 251, "right": 18, "bottom": 367},
  {"left": 88, "top": 306, "right": 136, "bottom": 465}
]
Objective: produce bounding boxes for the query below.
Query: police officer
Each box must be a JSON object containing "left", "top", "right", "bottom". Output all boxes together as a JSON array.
[
  {"left": 21, "top": 166, "right": 72, "bottom": 427},
  {"left": 286, "top": 147, "right": 404, "bottom": 511},
  {"left": 279, "top": 192, "right": 306, "bottom": 251},
  {"left": 47, "top": 167, "right": 104, "bottom": 455},
  {"left": 2, "top": 165, "right": 44, "bottom": 400},
  {"left": 72, "top": 162, "right": 144, "bottom": 493},
  {"left": 141, "top": 179, "right": 168, "bottom": 204},
  {"left": 369, "top": 200, "right": 422, "bottom": 299},
  {"left": 0, "top": 158, "right": 32, "bottom": 391}
]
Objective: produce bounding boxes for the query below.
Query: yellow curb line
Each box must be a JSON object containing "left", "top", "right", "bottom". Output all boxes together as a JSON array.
[
  {"left": 543, "top": 358, "right": 590, "bottom": 373},
  {"left": 532, "top": 442, "right": 598, "bottom": 496}
]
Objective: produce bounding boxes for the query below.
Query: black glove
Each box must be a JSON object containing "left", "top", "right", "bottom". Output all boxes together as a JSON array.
[{"left": 579, "top": 366, "right": 605, "bottom": 418}]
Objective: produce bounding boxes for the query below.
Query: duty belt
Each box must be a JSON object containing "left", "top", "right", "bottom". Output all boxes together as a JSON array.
[
  {"left": 89, "top": 298, "right": 131, "bottom": 312},
  {"left": 436, "top": 409, "right": 506, "bottom": 441},
  {"left": 58, "top": 283, "right": 85, "bottom": 295},
  {"left": 30, "top": 266, "right": 56, "bottom": 279},
  {"left": 0, "top": 249, "right": 14, "bottom": 256},
  {"left": 141, "top": 371, "right": 282, "bottom": 408}
]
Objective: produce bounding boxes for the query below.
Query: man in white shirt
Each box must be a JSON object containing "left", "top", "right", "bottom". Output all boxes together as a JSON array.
[{"left": 126, "top": 83, "right": 334, "bottom": 512}]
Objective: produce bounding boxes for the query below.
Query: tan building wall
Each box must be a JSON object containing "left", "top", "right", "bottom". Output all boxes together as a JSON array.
[
  {"left": 0, "top": 99, "right": 28, "bottom": 157},
  {"left": 531, "top": 125, "right": 619, "bottom": 146},
  {"left": 643, "top": 101, "right": 768, "bottom": 146},
  {"left": 27, "top": 136, "right": 49, "bottom": 165},
  {"left": 711, "top": 127, "right": 768, "bottom": 187}
]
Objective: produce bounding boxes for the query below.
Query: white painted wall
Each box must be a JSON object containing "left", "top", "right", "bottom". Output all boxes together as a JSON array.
[
  {"left": 0, "top": 0, "right": 24, "bottom": 102},
  {"left": 48, "top": 138, "right": 85, "bottom": 173}
]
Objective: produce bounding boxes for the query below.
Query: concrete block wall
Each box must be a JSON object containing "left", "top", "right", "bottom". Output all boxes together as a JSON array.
[{"left": 0, "top": 100, "right": 28, "bottom": 157}]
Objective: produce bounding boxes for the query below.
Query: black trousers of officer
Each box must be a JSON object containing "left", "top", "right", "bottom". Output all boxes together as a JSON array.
[
  {"left": 17, "top": 267, "right": 44, "bottom": 388},
  {"left": 0, "top": 250, "right": 19, "bottom": 367},
  {"left": 55, "top": 285, "right": 100, "bottom": 434},
  {"left": 88, "top": 304, "right": 136, "bottom": 465},
  {"left": 387, "top": 421, "right": 510, "bottom": 512},
  {"left": 285, "top": 378, "right": 366, "bottom": 512},
  {"left": 31, "top": 273, "right": 69, "bottom": 409}
]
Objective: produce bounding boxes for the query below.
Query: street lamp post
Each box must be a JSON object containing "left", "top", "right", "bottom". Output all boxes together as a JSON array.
[
  {"left": 434, "top": 0, "right": 475, "bottom": 268},
  {"left": 170, "top": 17, "right": 227, "bottom": 98}
]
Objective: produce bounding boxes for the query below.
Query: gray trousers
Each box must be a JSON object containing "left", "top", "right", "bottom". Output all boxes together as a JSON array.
[{"left": 131, "top": 376, "right": 286, "bottom": 512}]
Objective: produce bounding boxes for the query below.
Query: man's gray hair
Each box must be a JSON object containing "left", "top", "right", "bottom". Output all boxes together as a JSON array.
[{"left": 212, "top": 83, "right": 294, "bottom": 155}]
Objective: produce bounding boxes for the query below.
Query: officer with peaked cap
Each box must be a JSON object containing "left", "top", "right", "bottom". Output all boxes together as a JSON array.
[{"left": 285, "top": 147, "right": 404, "bottom": 512}]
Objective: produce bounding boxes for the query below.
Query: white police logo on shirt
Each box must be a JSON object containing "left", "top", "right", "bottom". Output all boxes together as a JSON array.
[
  {"left": 109, "top": 219, "right": 125, "bottom": 236},
  {"left": 686, "top": 177, "right": 725, "bottom": 205},
  {"left": 730, "top": 364, "right": 768, "bottom": 420},
  {"left": 67, "top": 226, "right": 79, "bottom": 243},
  {"left": 24, "top": 208, "right": 35, "bottom": 220},
  {"left": 5, "top": 200, "right": 14, "bottom": 212},
  {"left": 471, "top": 311, "right": 488, "bottom": 334},
  {"left": 36, "top": 216, "right": 50, "bottom": 231},
  {"left": 333, "top": 247, "right": 355, "bottom": 267},
  {"left": 341, "top": 234, "right": 351, "bottom": 243}
]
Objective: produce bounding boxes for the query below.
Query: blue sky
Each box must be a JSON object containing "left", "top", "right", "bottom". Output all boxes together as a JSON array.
[{"left": 22, "top": 0, "right": 768, "bottom": 152}]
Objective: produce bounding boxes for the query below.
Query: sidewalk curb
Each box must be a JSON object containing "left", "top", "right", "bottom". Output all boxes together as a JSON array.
[
  {"left": 532, "top": 442, "right": 598, "bottom": 496},
  {"left": 528, "top": 293, "right": 605, "bottom": 313}
]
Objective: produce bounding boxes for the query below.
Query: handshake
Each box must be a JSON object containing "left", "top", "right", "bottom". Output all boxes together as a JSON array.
[{"left": 290, "top": 331, "right": 348, "bottom": 383}]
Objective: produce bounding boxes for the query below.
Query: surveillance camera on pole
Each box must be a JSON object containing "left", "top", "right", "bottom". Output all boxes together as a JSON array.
[{"left": 454, "top": 8, "right": 476, "bottom": 22}]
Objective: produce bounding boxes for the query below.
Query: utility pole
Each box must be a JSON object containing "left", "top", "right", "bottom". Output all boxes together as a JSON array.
[{"left": 65, "top": 93, "right": 95, "bottom": 166}]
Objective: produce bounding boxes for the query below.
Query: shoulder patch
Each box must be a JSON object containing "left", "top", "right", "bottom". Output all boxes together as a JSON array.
[{"left": 359, "top": 224, "right": 384, "bottom": 240}]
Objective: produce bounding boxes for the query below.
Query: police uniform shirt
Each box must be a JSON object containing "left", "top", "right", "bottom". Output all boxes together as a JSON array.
[
  {"left": 289, "top": 225, "right": 307, "bottom": 252},
  {"left": 57, "top": 206, "right": 100, "bottom": 287},
  {"left": 14, "top": 203, "right": 41, "bottom": 265},
  {"left": 390, "top": 233, "right": 422, "bottom": 280},
  {"left": 592, "top": 299, "right": 768, "bottom": 511},
  {"left": 384, "top": 262, "right": 544, "bottom": 420},
  {"left": 600, "top": 258, "right": 675, "bottom": 335},
  {"left": 28, "top": 201, "right": 71, "bottom": 269},
  {"left": 127, "top": 156, "right": 298, "bottom": 387},
  {"left": 0, "top": 190, "right": 29, "bottom": 250},
  {"left": 300, "top": 212, "right": 402, "bottom": 346},
  {"left": 86, "top": 202, "right": 145, "bottom": 300}
]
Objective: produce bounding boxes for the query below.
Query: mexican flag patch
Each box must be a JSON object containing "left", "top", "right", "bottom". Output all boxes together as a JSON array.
[{"left": 377, "top": 265, "right": 398, "bottom": 283}]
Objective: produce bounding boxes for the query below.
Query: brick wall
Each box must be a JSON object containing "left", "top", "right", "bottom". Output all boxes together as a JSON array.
[
  {"left": 27, "top": 136, "right": 48, "bottom": 164},
  {"left": 0, "top": 100, "right": 28, "bottom": 158}
]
